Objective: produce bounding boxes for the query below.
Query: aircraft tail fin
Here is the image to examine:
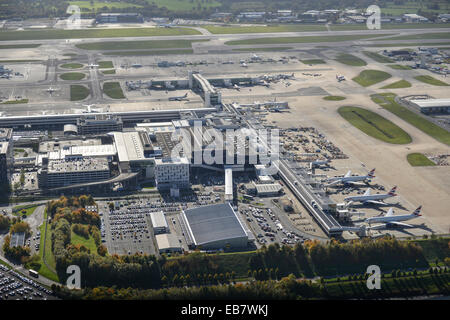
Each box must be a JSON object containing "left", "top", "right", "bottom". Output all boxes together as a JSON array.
[
  {"left": 412, "top": 206, "right": 422, "bottom": 216},
  {"left": 368, "top": 168, "right": 376, "bottom": 178},
  {"left": 388, "top": 186, "right": 397, "bottom": 196}
]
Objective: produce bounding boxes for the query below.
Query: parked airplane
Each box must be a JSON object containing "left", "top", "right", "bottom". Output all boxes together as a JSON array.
[
  {"left": 232, "top": 84, "right": 241, "bottom": 91},
  {"left": 45, "top": 87, "right": 60, "bottom": 94},
  {"left": 344, "top": 186, "right": 397, "bottom": 205},
  {"left": 310, "top": 159, "right": 331, "bottom": 168},
  {"left": 366, "top": 206, "right": 422, "bottom": 228},
  {"left": 326, "top": 168, "right": 375, "bottom": 186},
  {"left": 82, "top": 104, "right": 97, "bottom": 113},
  {"left": 168, "top": 93, "right": 188, "bottom": 101}
]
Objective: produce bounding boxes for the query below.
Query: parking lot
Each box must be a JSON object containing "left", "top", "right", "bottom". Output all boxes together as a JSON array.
[{"left": 0, "top": 265, "right": 56, "bottom": 300}]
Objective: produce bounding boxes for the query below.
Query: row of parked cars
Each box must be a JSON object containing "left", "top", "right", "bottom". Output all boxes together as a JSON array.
[{"left": 0, "top": 266, "right": 53, "bottom": 300}]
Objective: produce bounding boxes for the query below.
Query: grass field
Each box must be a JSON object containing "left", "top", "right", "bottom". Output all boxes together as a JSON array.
[
  {"left": 1, "top": 99, "right": 29, "bottom": 104},
  {"left": 0, "top": 60, "right": 42, "bottom": 63},
  {"left": 102, "top": 49, "right": 193, "bottom": 56},
  {"left": 378, "top": 32, "right": 450, "bottom": 41},
  {"left": 338, "top": 106, "right": 412, "bottom": 144},
  {"left": 362, "top": 51, "right": 394, "bottom": 63},
  {"left": 323, "top": 95, "right": 346, "bottom": 101},
  {"left": 414, "top": 75, "right": 449, "bottom": 86},
  {"left": 371, "top": 93, "right": 450, "bottom": 146},
  {"left": 352, "top": 70, "right": 392, "bottom": 87},
  {"left": 368, "top": 42, "right": 450, "bottom": 48},
  {"left": 232, "top": 47, "right": 292, "bottom": 52},
  {"left": 407, "top": 153, "right": 436, "bottom": 166},
  {"left": 381, "top": 80, "right": 412, "bottom": 89},
  {"left": 205, "top": 24, "right": 327, "bottom": 34},
  {"left": 60, "top": 72, "right": 86, "bottom": 81},
  {"left": 69, "top": 1, "right": 143, "bottom": 12},
  {"left": 329, "top": 22, "right": 450, "bottom": 31},
  {"left": 98, "top": 61, "right": 113, "bottom": 69},
  {"left": 388, "top": 64, "right": 413, "bottom": 70},
  {"left": 145, "top": 0, "right": 221, "bottom": 11},
  {"left": 301, "top": 59, "right": 326, "bottom": 64},
  {"left": 225, "top": 34, "right": 393, "bottom": 46},
  {"left": 335, "top": 53, "right": 367, "bottom": 66},
  {"left": 71, "top": 229, "right": 98, "bottom": 255},
  {"left": 60, "top": 62, "right": 83, "bottom": 69},
  {"left": 12, "top": 205, "right": 38, "bottom": 217},
  {"left": 0, "top": 27, "right": 200, "bottom": 41},
  {"left": 35, "top": 209, "right": 59, "bottom": 282},
  {"left": 0, "top": 44, "right": 41, "bottom": 49},
  {"left": 324, "top": 272, "right": 449, "bottom": 298},
  {"left": 70, "top": 85, "right": 90, "bottom": 101},
  {"left": 103, "top": 82, "right": 125, "bottom": 99},
  {"left": 76, "top": 39, "right": 208, "bottom": 51},
  {"left": 101, "top": 69, "right": 116, "bottom": 75}
]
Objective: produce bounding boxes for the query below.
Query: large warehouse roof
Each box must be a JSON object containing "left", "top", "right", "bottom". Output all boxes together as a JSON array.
[
  {"left": 410, "top": 98, "right": 450, "bottom": 108},
  {"left": 182, "top": 203, "right": 247, "bottom": 246}
]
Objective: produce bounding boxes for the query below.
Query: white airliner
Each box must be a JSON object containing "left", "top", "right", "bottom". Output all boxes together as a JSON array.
[
  {"left": 168, "top": 93, "right": 188, "bottom": 101},
  {"left": 366, "top": 206, "right": 422, "bottom": 228},
  {"left": 344, "top": 186, "right": 397, "bottom": 205},
  {"left": 326, "top": 168, "right": 375, "bottom": 186},
  {"left": 46, "top": 87, "right": 59, "bottom": 94},
  {"left": 311, "top": 159, "right": 331, "bottom": 168}
]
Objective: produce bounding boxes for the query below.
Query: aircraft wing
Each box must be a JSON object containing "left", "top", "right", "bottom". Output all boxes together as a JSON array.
[
  {"left": 386, "top": 221, "right": 414, "bottom": 228},
  {"left": 326, "top": 180, "right": 341, "bottom": 187},
  {"left": 385, "top": 208, "right": 394, "bottom": 216},
  {"left": 364, "top": 200, "right": 386, "bottom": 205},
  {"left": 345, "top": 181, "right": 366, "bottom": 186}
]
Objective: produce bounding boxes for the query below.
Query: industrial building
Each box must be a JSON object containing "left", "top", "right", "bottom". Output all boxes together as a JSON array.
[
  {"left": 180, "top": 203, "right": 250, "bottom": 250},
  {"left": 155, "top": 233, "right": 182, "bottom": 254},
  {"left": 77, "top": 114, "right": 123, "bottom": 135},
  {"left": 96, "top": 13, "right": 144, "bottom": 24},
  {"left": 409, "top": 98, "right": 450, "bottom": 114},
  {"left": 0, "top": 128, "right": 13, "bottom": 183},
  {"left": 254, "top": 182, "right": 283, "bottom": 197},
  {"left": 150, "top": 211, "right": 168, "bottom": 234},
  {"left": 37, "top": 156, "right": 110, "bottom": 189},
  {"left": 154, "top": 157, "right": 190, "bottom": 190}
]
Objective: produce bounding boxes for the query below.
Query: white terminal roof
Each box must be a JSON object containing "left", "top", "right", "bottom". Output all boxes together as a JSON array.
[
  {"left": 113, "top": 132, "right": 145, "bottom": 162},
  {"left": 225, "top": 167, "right": 233, "bottom": 199},
  {"left": 410, "top": 98, "right": 450, "bottom": 108},
  {"left": 150, "top": 211, "right": 168, "bottom": 229}
]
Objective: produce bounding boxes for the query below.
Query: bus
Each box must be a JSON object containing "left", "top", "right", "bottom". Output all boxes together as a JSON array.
[{"left": 29, "top": 269, "right": 39, "bottom": 278}]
